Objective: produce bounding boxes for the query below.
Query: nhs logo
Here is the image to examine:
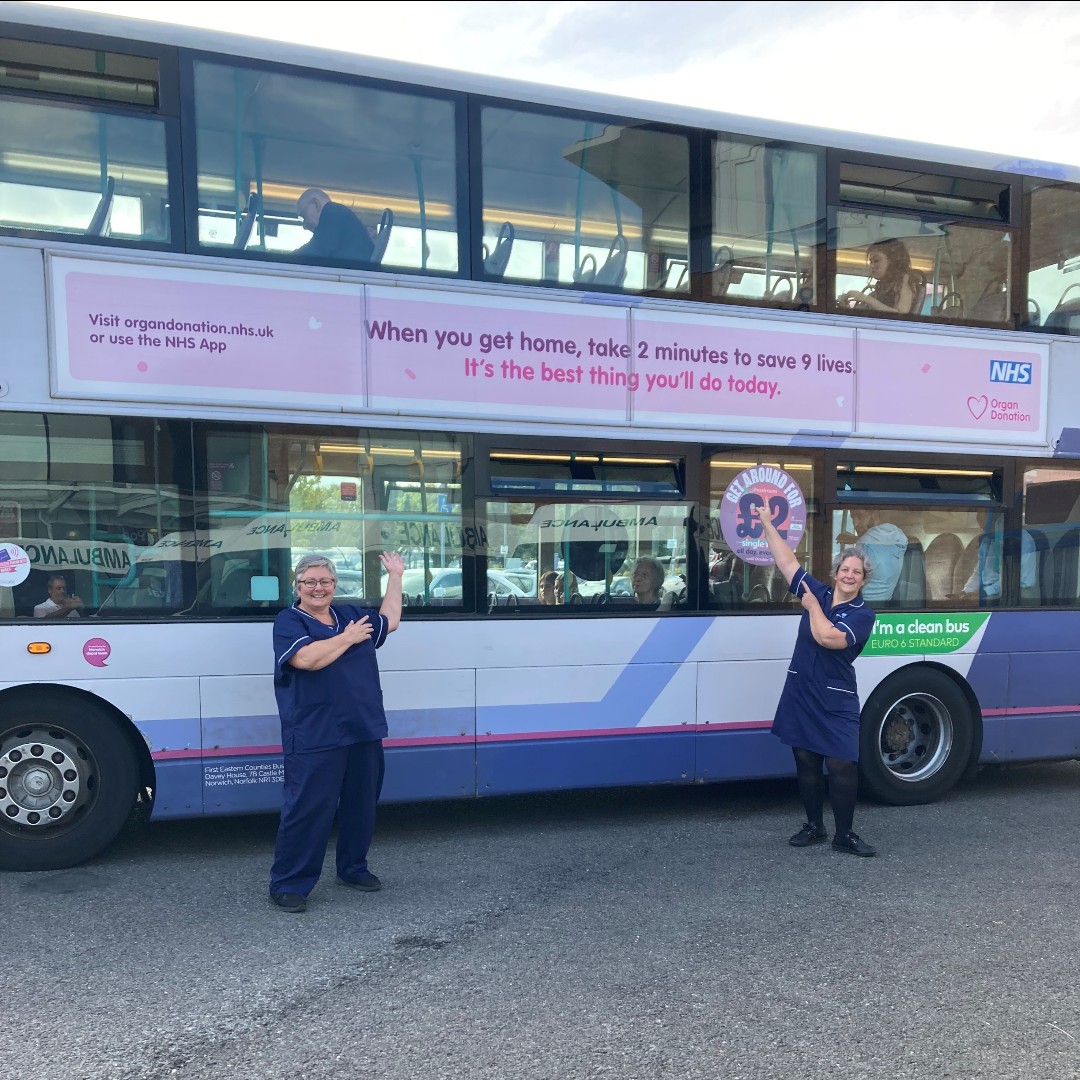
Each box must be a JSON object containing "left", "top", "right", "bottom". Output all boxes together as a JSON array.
[{"left": 989, "top": 359, "right": 1032, "bottom": 384}]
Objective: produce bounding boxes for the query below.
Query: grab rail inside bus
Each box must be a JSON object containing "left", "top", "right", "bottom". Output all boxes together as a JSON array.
[
  {"left": 86, "top": 176, "right": 115, "bottom": 237},
  {"left": 233, "top": 192, "right": 260, "bottom": 249},
  {"left": 370, "top": 208, "right": 394, "bottom": 265}
]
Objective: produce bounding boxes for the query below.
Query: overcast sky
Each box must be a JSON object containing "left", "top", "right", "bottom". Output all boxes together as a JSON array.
[{"left": 34, "top": 0, "right": 1080, "bottom": 168}]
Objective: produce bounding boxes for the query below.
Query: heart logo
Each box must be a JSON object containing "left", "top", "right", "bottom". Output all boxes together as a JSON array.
[
  {"left": 835, "top": 396, "right": 845, "bottom": 407},
  {"left": 967, "top": 395, "right": 988, "bottom": 419},
  {"left": 308, "top": 316, "right": 322, "bottom": 330}
]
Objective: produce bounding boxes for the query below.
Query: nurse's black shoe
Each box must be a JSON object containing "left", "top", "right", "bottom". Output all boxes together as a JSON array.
[
  {"left": 338, "top": 871, "right": 382, "bottom": 892},
  {"left": 831, "top": 831, "right": 876, "bottom": 857},
  {"left": 269, "top": 891, "right": 307, "bottom": 913},
  {"left": 788, "top": 822, "right": 828, "bottom": 847}
]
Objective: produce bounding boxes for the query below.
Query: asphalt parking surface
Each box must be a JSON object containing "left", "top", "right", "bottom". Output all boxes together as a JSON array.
[{"left": 4, "top": 761, "right": 1080, "bottom": 1080}]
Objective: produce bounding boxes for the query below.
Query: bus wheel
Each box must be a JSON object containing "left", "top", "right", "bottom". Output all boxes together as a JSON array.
[
  {"left": 858, "top": 669, "right": 974, "bottom": 805},
  {"left": 0, "top": 699, "right": 140, "bottom": 872}
]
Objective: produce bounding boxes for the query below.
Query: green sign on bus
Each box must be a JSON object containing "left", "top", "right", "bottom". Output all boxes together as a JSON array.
[{"left": 864, "top": 612, "right": 991, "bottom": 656}]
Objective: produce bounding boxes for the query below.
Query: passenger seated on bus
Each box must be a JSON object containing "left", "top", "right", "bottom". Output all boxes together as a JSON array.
[
  {"left": 555, "top": 571, "right": 582, "bottom": 604},
  {"left": 293, "top": 188, "right": 374, "bottom": 264},
  {"left": 838, "top": 239, "right": 919, "bottom": 315},
  {"left": 538, "top": 569, "right": 581, "bottom": 604},
  {"left": 631, "top": 556, "right": 674, "bottom": 610},
  {"left": 835, "top": 509, "right": 907, "bottom": 603},
  {"left": 961, "top": 511, "right": 1038, "bottom": 603},
  {"left": 33, "top": 573, "right": 84, "bottom": 619},
  {"left": 538, "top": 570, "right": 559, "bottom": 605}
]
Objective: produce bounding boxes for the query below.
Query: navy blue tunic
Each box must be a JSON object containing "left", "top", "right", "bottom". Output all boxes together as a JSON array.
[
  {"left": 273, "top": 602, "right": 389, "bottom": 753},
  {"left": 771, "top": 568, "right": 876, "bottom": 761}
]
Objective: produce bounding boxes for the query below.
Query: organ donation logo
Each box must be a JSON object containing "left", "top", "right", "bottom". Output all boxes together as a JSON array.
[
  {"left": 0, "top": 542, "right": 31, "bottom": 586},
  {"left": 719, "top": 466, "right": 807, "bottom": 566}
]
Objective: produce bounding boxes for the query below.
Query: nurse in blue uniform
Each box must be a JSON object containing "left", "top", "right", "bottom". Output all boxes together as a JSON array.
[
  {"left": 269, "top": 550, "right": 405, "bottom": 912},
  {"left": 754, "top": 503, "right": 878, "bottom": 857}
]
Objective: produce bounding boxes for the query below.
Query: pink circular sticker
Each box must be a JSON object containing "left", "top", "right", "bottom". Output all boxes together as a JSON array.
[
  {"left": 718, "top": 466, "right": 807, "bottom": 565},
  {"left": 0, "top": 543, "right": 31, "bottom": 587},
  {"left": 82, "top": 638, "right": 111, "bottom": 668}
]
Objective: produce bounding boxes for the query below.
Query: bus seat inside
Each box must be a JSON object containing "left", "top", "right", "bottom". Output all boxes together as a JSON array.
[
  {"left": 483, "top": 221, "right": 514, "bottom": 278},
  {"left": 592, "top": 234, "right": 628, "bottom": 287},
  {"left": 1051, "top": 529, "right": 1080, "bottom": 604},
  {"left": 923, "top": 532, "right": 962, "bottom": 601},
  {"left": 892, "top": 539, "right": 926, "bottom": 605},
  {"left": 953, "top": 535, "right": 981, "bottom": 598}
]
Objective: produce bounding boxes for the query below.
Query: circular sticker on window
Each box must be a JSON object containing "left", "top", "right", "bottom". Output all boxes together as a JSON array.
[
  {"left": 0, "top": 542, "right": 31, "bottom": 586},
  {"left": 718, "top": 467, "right": 807, "bottom": 565}
]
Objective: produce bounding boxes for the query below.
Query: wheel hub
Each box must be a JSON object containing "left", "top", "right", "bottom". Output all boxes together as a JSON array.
[{"left": 0, "top": 737, "right": 85, "bottom": 828}]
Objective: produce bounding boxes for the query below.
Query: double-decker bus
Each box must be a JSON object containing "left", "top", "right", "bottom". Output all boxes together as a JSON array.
[{"left": 2, "top": 3, "right": 1080, "bottom": 872}]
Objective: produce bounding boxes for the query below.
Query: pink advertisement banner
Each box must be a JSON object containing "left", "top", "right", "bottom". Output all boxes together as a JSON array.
[
  {"left": 857, "top": 329, "right": 1047, "bottom": 445},
  {"left": 365, "top": 288, "right": 631, "bottom": 422},
  {"left": 51, "top": 259, "right": 366, "bottom": 406},
  {"left": 48, "top": 258, "right": 1049, "bottom": 447},
  {"left": 631, "top": 310, "right": 855, "bottom": 433}
]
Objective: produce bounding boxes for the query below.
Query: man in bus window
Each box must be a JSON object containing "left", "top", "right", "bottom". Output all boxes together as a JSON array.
[
  {"left": 835, "top": 509, "right": 907, "bottom": 603},
  {"left": 293, "top": 188, "right": 374, "bottom": 264},
  {"left": 33, "top": 573, "right": 84, "bottom": 618}
]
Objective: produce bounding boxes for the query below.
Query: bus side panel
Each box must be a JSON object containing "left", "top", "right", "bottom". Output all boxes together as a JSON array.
[
  {"left": 695, "top": 659, "right": 793, "bottom": 780},
  {"left": 1004, "top": 652, "right": 1080, "bottom": 761},
  {"left": 475, "top": 658, "right": 697, "bottom": 793},
  {"left": 969, "top": 612, "right": 1080, "bottom": 762},
  {"left": 477, "top": 732, "right": 695, "bottom": 795},
  {"left": 150, "top": 760, "right": 206, "bottom": 819},
  {"left": 382, "top": 668, "right": 477, "bottom": 798},
  {"left": 384, "top": 739, "right": 475, "bottom": 801}
]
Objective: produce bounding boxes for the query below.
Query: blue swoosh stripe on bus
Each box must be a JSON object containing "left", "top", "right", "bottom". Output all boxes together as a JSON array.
[{"left": 477, "top": 618, "right": 712, "bottom": 735}]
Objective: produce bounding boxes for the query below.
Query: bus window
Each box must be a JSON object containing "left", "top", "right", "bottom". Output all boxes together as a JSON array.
[
  {"left": 707, "top": 453, "right": 815, "bottom": 609},
  {"left": 712, "top": 138, "right": 822, "bottom": 307},
  {"left": 1024, "top": 180, "right": 1080, "bottom": 333},
  {"left": 0, "top": 412, "right": 192, "bottom": 619},
  {"left": 0, "top": 37, "right": 171, "bottom": 243},
  {"left": 1021, "top": 466, "right": 1080, "bottom": 605},
  {"left": 485, "top": 499, "right": 691, "bottom": 612},
  {"left": 192, "top": 61, "right": 460, "bottom": 273},
  {"left": 834, "top": 161, "right": 1014, "bottom": 324},
  {"left": 197, "top": 426, "right": 467, "bottom": 614},
  {"left": 478, "top": 105, "right": 689, "bottom": 293}
]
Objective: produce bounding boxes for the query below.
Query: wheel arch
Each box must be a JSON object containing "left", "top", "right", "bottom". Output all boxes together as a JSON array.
[
  {"left": 865, "top": 660, "right": 983, "bottom": 771},
  {"left": 0, "top": 682, "right": 156, "bottom": 813},
  {"left": 859, "top": 660, "right": 983, "bottom": 805}
]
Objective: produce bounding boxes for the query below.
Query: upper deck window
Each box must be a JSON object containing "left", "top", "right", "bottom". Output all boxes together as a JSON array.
[
  {"left": 711, "top": 137, "right": 822, "bottom": 308},
  {"left": 1024, "top": 179, "right": 1080, "bottom": 334},
  {"left": 478, "top": 105, "right": 689, "bottom": 294},
  {"left": 0, "top": 35, "right": 171, "bottom": 243},
  {"left": 192, "top": 61, "right": 460, "bottom": 273},
  {"left": 834, "top": 159, "right": 1016, "bottom": 327}
]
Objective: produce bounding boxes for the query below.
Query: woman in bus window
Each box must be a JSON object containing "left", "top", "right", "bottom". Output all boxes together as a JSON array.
[
  {"left": 630, "top": 556, "right": 673, "bottom": 610},
  {"left": 753, "top": 503, "right": 878, "bottom": 857},
  {"left": 839, "top": 238, "right": 918, "bottom": 314}
]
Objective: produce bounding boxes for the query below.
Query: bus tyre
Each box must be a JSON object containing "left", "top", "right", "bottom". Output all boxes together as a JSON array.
[
  {"left": 0, "top": 699, "right": 140, "bottom": 872},
  {"left": 858, "top": 669, "right": 975, "bottom": 806}
]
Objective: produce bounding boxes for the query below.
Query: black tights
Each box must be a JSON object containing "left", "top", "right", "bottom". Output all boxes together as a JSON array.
[{"left": 792, "top": 748, "right": 859, "bottom": 837}]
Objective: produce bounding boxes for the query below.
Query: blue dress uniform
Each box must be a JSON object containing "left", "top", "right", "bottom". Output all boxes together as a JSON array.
[
  {"left": 270, "top": 602, "right": 389, "bottom": 897},
  {"left": 771, "top": 568, "right": 876, "bottom": 761}
]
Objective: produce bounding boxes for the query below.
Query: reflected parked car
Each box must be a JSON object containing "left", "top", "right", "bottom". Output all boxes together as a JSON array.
[{"left": 386, "top": 567, "right": 526, "bottom": 601}]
